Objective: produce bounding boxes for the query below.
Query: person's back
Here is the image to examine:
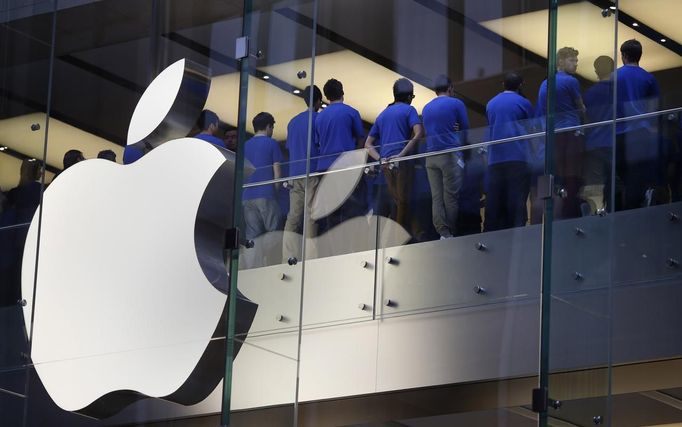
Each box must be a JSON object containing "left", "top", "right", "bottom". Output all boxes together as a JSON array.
[
  {"left": 315, "top": 102, "right": 363, "bottom": 171},
  {"left": 243, "top": 135, "right": 282, "bottom": 201},
  {"left": 371, "top": 102, "right": 420, "bottom": 158},
  {"left": 487, "top": 92, "right": 534, "bottom": 163},
  {"left": 315, "top": 79, "right": 364, "bottom": 172},
  {"left": 616, "top": 64, "right": 659, "bottom": 134},
  {"left": 422, "top": 96, "right": 468, "bottom": 153},
  {"left": 584, "top": 79, "right": 614, "bottom": 150},
  {"left": 537, "top": 71, "right": 582, "bottom": 129},
  {"left": 287, "top": 110, "right": 319, "bottom": 176}
]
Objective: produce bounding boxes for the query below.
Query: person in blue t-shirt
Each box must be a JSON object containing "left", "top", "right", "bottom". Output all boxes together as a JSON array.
[
  {"left": 615, "top": 39, "right": 662, "bottom": 209},
  {"left": 194, "top": 110, "right": 228, "bottom": 149},
  {"left": 582, "top": 55, "right": 616, "bottom": 212},
  {"left": 315, "top": 79, "right": 367, "bottom": 230},
  {"left": 242, "top": 112, "right": 283, "bottom": 241},
  {"left": 365, "top": 78, "right": 423, "bottom": 234},
  {"left": 484, "top": 72, "right": 534, "bottom": 232},
  {"left": 537, "top": 47, "right": 586, "bottom": 219},
  {"left": 422, "top": 74, "right": 469, "bottom": 238},
  {"left": 283, "top": 85, "right": 322, "bottom": 262}
]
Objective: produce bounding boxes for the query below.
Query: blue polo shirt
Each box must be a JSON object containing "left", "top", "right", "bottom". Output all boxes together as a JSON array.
[
  {"left": 243, "top": 135, "right": 283, "bottom": 200},
  {"left": 286, "top": 110, "right": 319, "bottom": 177},
  {"left": 315, "top": 102, "right": 364, "bottom": 171},
  {"left": 194, "top": 133, "right": 228, "bottom": 149},
  {"left": 584, "top": 80, "right": 614, "bottom": 150},
  {"left": 486, "top": 91, "right": 534, "bottom": 165},
  {"left": 368, "top": 103, "right": 421, "bottom": 158},
  {"left": 615, "top": 65, "right": 659, "bottom": 134},
  {"left": 537, "top": 71, "right": 582, "bottom": 129},
  {"left": 422, "top": 96, "right": 469, "bottom": 152}
]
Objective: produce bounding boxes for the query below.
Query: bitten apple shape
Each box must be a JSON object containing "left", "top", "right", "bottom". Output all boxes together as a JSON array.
[
  {"left": 19, "top": 58, "right": 244, "bottom": 416},
  {"left": 21, "top": 138, "right": 231, "bottom": 412}
]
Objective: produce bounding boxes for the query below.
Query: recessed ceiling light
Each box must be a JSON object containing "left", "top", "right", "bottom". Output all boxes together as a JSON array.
[
  {"left": 609, "top": 6, "right": 616, "bottom": 10},
  {"left": 293, "top": 89, "right": 301, "bottom": 94},
  {"left": 262, "top": 75, "right": 270, "bottom": 80},
  {"left": 28, "top": 158, "right": 36, "bottom": 162},
  {"left": 0, "top": 146, "right": 7, "bottom": 151},
  {"left": 321, "top": 104, "right": 327, "bottom": 108},
  {"left": 632, "top": 22, "right": 639, "bottom": 27},
  {"left": 661, "top": 38, "right": 667, "bottom": 43}
]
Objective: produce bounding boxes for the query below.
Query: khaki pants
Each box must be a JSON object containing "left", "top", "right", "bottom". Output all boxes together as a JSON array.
[{"left": 282, "top": 176, "right": 320, "bottom": 262}]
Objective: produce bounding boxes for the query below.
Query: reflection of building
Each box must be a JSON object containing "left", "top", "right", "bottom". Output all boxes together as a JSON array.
[{"left": 1, "top": 1, "right": 682, "bottom": 426}]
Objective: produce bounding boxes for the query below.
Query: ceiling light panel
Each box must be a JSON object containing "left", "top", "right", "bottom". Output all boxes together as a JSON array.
[
  {"left": 258, "top": 50, "right": 435, "bottom": 124},
  {"left": 620, "top": 0, "right": 682, "bottom": 44},
  {"left": 480, "top": 1, "right": 682, "bottom": 81}
]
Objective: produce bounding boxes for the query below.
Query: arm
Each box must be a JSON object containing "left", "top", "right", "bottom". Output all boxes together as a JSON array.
[
  {"left": 364, "top": 135, "right": 381, "bottom": 161},
  {"left": 273, "top": 162, "right": 282, "bottom": 190},
  {"left": 395, "top": 123, "right": 424, "bottom": 159}
]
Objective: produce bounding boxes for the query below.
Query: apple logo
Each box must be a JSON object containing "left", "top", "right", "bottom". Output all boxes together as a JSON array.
[{"left": 21, "top": 58, "right": 256, "bottom": 418}]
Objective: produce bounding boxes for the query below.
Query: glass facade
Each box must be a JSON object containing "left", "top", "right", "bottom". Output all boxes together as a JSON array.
[{"left": 1, "top": 1, "right": 681, "bottom": 426}]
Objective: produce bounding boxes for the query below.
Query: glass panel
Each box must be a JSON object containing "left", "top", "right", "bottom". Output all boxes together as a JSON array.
[
  {"left": 295, "top": 0, "right": 548, "bottom": 425},
  {"left": 545, "top": 1, "right": 618, "bottom": 425},
  {"left": 230, "top": 0, "right": 317, "bottom": 423}
]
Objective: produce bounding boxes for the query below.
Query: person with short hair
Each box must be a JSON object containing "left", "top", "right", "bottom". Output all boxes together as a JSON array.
[
  {"left": 484, "top": 72, "right": 534, "bottom": 231},
  {"left": 315, "top": 78, "right": 367, "bottom": 228},
  {"left": 615, "top": 39, "right": 662, "bottom": 209},
  {"left": 365, "top": 78, "right": 423, "bottom": 235},
  {"left": 582, "top": 55, "right": 615, "bottom": 212},
  {"left": 194, "top": 109, "right": 227, "bottom": 149},
  {"left": 242, "top": 112, "right": 282, "bottom": 241},
  {"left": 63, "top": 149, "right": 84, "bottom": 171},
  {"left": 537, "top": 46, "right": 586, "bottom": 219},
  {"left": 97, "top": 149, "right": 117, "bottom": 162},
  {"left": 422, "top": 74, "right": 469, "bottom": 238},
  {"left": 282, "top": 85, "right": 323, "bottom": 262}
]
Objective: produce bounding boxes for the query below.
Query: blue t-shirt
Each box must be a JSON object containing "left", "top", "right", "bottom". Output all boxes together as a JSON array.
[
  {"left": 584, "top": 80, "right": 614, "bottom": 150},
  {"left": 422, "top": 96, "right": 469, "bottom": 152},
  {"left": 537, "top": 71, "right": 582, "bottom": 129},
  {"left": 243, "top": 135, "right": 283, "bottom": 200},
  {"left": 123, "top": 145, "right": 144, "bottom": 164},
  {"left": 286, "top": 110, "right": 319, "bottom": 177},
  {"left": 615, "top": 65, "right": 659, "bottom": 134},
  {"left": 486, "top": 91, "right": 534, "bottom": 165},
  {"left": 315, "top": 102, "right": 364, "bottom": 171},
  {"left": 368, "top": 103, "right": 421, "bottom": 158},
  {"left": 194, "top": 133, "right": 228, "bottom": 149}
]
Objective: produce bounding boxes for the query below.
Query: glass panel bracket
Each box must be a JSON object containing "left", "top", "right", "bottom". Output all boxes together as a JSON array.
[
  {"left": 537, "top": 174, "right": 555, "bottom": 200},
  {"left": 532, "top": 387, "right": 561, "bottom": 412}
]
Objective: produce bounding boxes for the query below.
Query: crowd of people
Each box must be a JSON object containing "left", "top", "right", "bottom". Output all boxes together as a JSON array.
[
  {"left": 1, "top": 39, "right": 680, "bottom": 273},
  {"left": 230, "top": 39, "right": 680, "bottom": 263}
]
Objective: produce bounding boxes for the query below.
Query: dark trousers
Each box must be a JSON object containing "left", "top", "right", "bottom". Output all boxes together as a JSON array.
[
  {"left": 484, "top": 161, "right": 530, "bottom": 232},
  {"left": 382, "top": 160, "right": 414, "bottom": 234},
  {"left": 616, "top": 128, "right": 663, "bottom": 210},
  {"left": 555, "top": 132, "right": 585, "bottom": 219}
]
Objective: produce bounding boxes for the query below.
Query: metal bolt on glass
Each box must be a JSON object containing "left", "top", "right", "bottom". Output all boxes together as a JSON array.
[
  {"left": 667, "top": 258, "right": 679, "bottom": 268},
  {"left": 18, "top": 299, "right": 27, "bottom": 307},
  {"left": 550, "top": 399, "right": 562, "bottom": 410},
  {"left": 296, "top": 70, "right": 307, "bottom": 79},
  {"left": 474, "top": 285, "right": 486, "bottom": 295},
  {"left": 287, "top": 257, "right": 298, "bottom": 266},
  {"left": 597, "top": 207, "right": 607, "bottom": 217},
  {"left": 275, "top": 314, "right": 284, "bottom": 322},
  {"left": 385, "top": 256, "right": 396, "bottom": 264},
  {"left": 593, "top": 415, "right": 603, "bottom": 424},
  {"left": 358, "top": 303, "right": 367, "bottom": 311},
  {"left": 30, "top": 123, "right": 40, "bottom": 131},
  {"left": 280, "top": 273, "right": 287, "bottom": 280},
  {"left": 476, "top": 242, "right": 487, "bottom": 251},
  {"left": 573, "top": 272, "right": 584, "bottom": 281},
  {"left": 384, "top": 299, "right": 395, "bottom": 307},
  {"left": 557, "top": 187, "right": 568, "bottom": 198},
  {"left": 574, "top": 227, "right": 584, "bottom": 236},
  {"left": 360, "top": 260, "right": 368, "bottom": 268},
  {"left": 669, "top": 212, "right": 679, "bottom": 222}
]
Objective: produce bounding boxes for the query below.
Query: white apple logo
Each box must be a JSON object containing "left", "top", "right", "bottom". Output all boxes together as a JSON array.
[{"left": 20, "top": 59, "right": 255, "bottom": 418}]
